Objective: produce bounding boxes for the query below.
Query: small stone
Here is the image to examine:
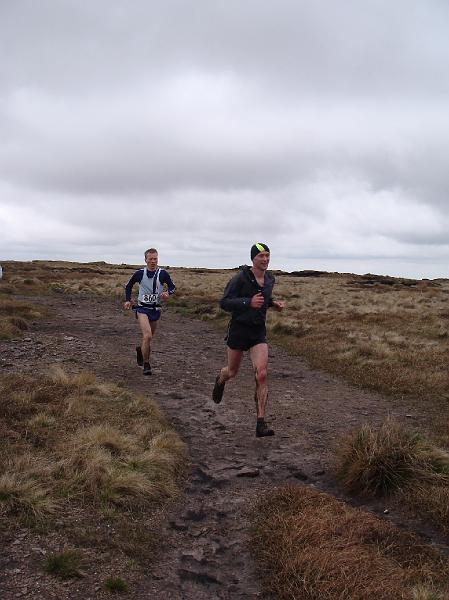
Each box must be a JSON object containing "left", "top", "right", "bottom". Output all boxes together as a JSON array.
[
  {"left": 236, "top": 467, "right": 260, "bottom": 478},
  {"left": 192, "top": 529, "right": 205, "bottom": 537},
  {"left": 290, "top": 470, "right": 309, "bottom": 481},
  {"left": 170, "top": 520, "right": 188, "bottom": 531},
  {"left": 178, "top": 568, "right": 221, "bottom": 585},
  {"left": 181, "top": 549, "right": 204, "bottom": 562},
  {"left": 184, "top": 508, "right": 207, "bottom": 522}
]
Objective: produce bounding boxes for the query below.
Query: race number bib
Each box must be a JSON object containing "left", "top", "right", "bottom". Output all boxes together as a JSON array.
[{"left": 142, "top": 293, "right": 158, "bottom": 303}]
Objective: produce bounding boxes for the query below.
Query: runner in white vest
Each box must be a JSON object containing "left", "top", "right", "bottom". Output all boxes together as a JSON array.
[{"left": 124, "top": 248, "right": 175, "bottom": 375}]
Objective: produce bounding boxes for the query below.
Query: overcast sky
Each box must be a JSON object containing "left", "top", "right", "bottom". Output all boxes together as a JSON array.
[{"left": 1, "top": 1, "right": 448, "bottom": 278}]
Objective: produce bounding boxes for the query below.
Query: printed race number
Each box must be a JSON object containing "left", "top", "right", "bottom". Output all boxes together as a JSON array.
[{"left": 142, "top": 293, "right": 157, "bottom": 303}]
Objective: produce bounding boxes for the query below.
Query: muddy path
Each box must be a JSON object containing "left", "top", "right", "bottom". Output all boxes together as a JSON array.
[{"left": 1, "top": 294, "right": 447, "bottom": 599}]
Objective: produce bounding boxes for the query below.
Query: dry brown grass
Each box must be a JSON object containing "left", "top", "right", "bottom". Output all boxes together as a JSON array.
[
  {"left": 336, "top": 419, "right": 449, "bottom": 533},
  {"left": 3, "top": 261, "right": 449, "bottom": 428},
  {"left": 0, "top": 297, "right": 45, "bottom": 339},
  {"left": 170, "top": 269, "right": 449, "bottom": 424},
  {"left": 3, "top": 260, "right": 449, "bottom": 593},
  {"left": 336, "top": 418, "right": 449, "bottom": 496},
  {"left": 251, "top": 484, "right": 449, "bottom": 600},
  {"left": 0, "top": 366, "right": 188, "bottom": 556},
  {"left": 3, "top": 259, "right": 449, "bottom": 414},
  {"left": 268, "top": 274, "right": 449, "bottom": 405},
  {"left": 0, "top": 260, "right": 132, "bottom": 298}
]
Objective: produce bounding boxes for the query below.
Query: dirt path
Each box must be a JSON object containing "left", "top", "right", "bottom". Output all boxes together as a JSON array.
[{"left": 1, "top": 294, "right": 446, "bottom": 599}]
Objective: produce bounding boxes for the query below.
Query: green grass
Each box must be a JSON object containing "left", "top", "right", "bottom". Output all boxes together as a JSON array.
[
  {"left": 44, "top": 550, "right": 83, "bottom": 579},
  {"left": 105, "top": 576, "right": 128, "bottom": 592}
]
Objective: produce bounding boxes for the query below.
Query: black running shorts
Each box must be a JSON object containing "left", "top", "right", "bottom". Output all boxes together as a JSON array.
[
  {"left": 134, "top": 306, "right": 161, "bottom": 322},
  {"left": 226, "top": 321, "right": 267, "bottom": 351}
]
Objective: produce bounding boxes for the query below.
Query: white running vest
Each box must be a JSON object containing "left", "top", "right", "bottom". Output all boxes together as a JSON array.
[{"left": 137, "top": 268, "right": 163, "bottom": 307}]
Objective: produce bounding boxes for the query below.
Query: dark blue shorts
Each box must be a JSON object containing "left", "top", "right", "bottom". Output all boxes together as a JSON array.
[
  {"left": 226, "top": 321, "right": 267, "bottom": 351},
  {"left": 134, "top": 306, "right": 161, "bottom": 322}
]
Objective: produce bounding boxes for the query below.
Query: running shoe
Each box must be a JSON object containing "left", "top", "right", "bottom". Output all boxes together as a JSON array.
[
  {"left": 136, "top": 346, "right": 143, "bottom": 366},
  {"left": 212, "top": 375, "right": 225, "bottom": 404},
  {"left": 256, "top": 419, "right": 274, "bottom": 437},
  {"left": 143, "top": 362, "right": 152, "bottom": 376}
]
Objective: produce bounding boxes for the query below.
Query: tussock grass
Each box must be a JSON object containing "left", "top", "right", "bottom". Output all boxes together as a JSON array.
[
  {"left": 0, "top": 260, "right": 134, "bottom": 298},
  {"left": 267, "top": 275, "right": 449, "bottom": 406},
  {"left": 405, "top": 484, "right": 449, "bottom": 535},
  {"left": 336, "top": 419, "right": 449, "bottom": 532},
  {"left": 0, "top": 473, "right": 57, "bottom": 519},
  {"left": 7, "top": 259, "right": 449, "bottom": 405},
  {"left": 336, "top": 418, "right": 449, "bottom": 496},
  {"left": 4, "top": 260, "right": 449, "bottom": 440},
  {"left": 3, "top": 259, "right": 449, "bottom": 416},
  {"left": 0, "top": 298, "right": 45, "bottom": 339},
  {"left": 44, "top": 550, "right": 83, "bottom": 579},
  {"left": 251, "top": 484, "right": 449, "bottom": 600},
  {"left": 160, "top": 267, "right": 449, "bottom": 409},
  {"left": 105, "top": 576, "right": 128, "bottom": 592},
  {"left": 0, "top": 367, "right": 188, "bottom": 555}
]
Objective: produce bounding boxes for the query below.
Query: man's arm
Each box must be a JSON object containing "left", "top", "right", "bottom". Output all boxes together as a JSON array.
[
  {"left": 219, "top": 273, "right": 252, "bottom": 313},
  {"left": 267, "top": 276, "right": 284, "bottom": 311},
  {"left": 159, "top": 270, "right": 176, "bottom": 300},
  {"left": 123, "top": 270, "right": 142, "bottom": 309},
  {"left": 271, "top": 300, "right": 285, "bottom": 312}
]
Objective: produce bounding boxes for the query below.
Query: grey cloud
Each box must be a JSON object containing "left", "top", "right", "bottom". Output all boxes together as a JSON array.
[
  {"left": 1, "top": 1, "right": 449, "bottom": 97},
  {"left": 2, "top": 89, "right": 448, "bottom": 206},
  {"left": 1, "top": 1, "right": 449, "bottom": 278}
]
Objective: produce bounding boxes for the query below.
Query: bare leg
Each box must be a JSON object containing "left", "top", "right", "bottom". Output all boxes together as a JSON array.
[
  {"left": 137, "top": 315, "right": 158, "bottom": 362},
  {"left": 250, "top": 343, "right": 269, "bottom": 419},
  {"left": 219, "top": 348, "right": 243, "bottom": 383},
  {"left": 212, "top": 348, "right": 243, "bottom": 403}
]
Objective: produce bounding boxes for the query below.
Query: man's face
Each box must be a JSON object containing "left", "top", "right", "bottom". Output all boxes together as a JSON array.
[
  {"left": 145, "top": 252, "right": 158, "bottom": 270},
  {"left": 252, "top": 251, "right": 270, "bottom": 271}
]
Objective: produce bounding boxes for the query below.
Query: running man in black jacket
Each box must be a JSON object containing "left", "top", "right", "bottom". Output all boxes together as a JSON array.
[{"left": 212, "top": 243, "right": 285, "bottom": 437}]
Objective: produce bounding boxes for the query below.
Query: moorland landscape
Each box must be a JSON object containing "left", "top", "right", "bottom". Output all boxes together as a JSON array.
[{"left": 1, "top": 259, "right": 449, "bottom": 599}]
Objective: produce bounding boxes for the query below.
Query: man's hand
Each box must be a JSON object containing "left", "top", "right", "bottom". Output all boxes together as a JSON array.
[
  {"left": 160, "top": 291, "right": 169, "bottom": 300},
  {"left": 250, "top": 292, "right": 265, "bottom": 309},
  {"left": 272, "top": 300, "right": 285, "bottom": 312},
  {"left": 123, "top": 301, "right": 132, "bottom": 310}
]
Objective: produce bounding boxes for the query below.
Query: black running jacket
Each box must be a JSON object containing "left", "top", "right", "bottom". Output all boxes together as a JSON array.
[{"left": 219, "top": 265, "right": 275, "bottom": 327}]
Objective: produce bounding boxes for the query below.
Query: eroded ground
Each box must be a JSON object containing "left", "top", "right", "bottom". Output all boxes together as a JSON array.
[{"left": 1, "top": 294, "right": 447, "bottom": 599}]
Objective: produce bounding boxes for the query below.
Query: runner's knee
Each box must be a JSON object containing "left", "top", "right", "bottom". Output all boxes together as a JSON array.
[
  {"left": 142, "top": 331, "right": 152, "bottom": 343},
  {"left": 255, "top": 366, "right": 267, "bottom": 385}
]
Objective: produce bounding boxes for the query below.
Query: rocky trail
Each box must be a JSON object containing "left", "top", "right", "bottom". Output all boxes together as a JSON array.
[{"left": 1, "top": 294, "right": 446, "bottom": 599}]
